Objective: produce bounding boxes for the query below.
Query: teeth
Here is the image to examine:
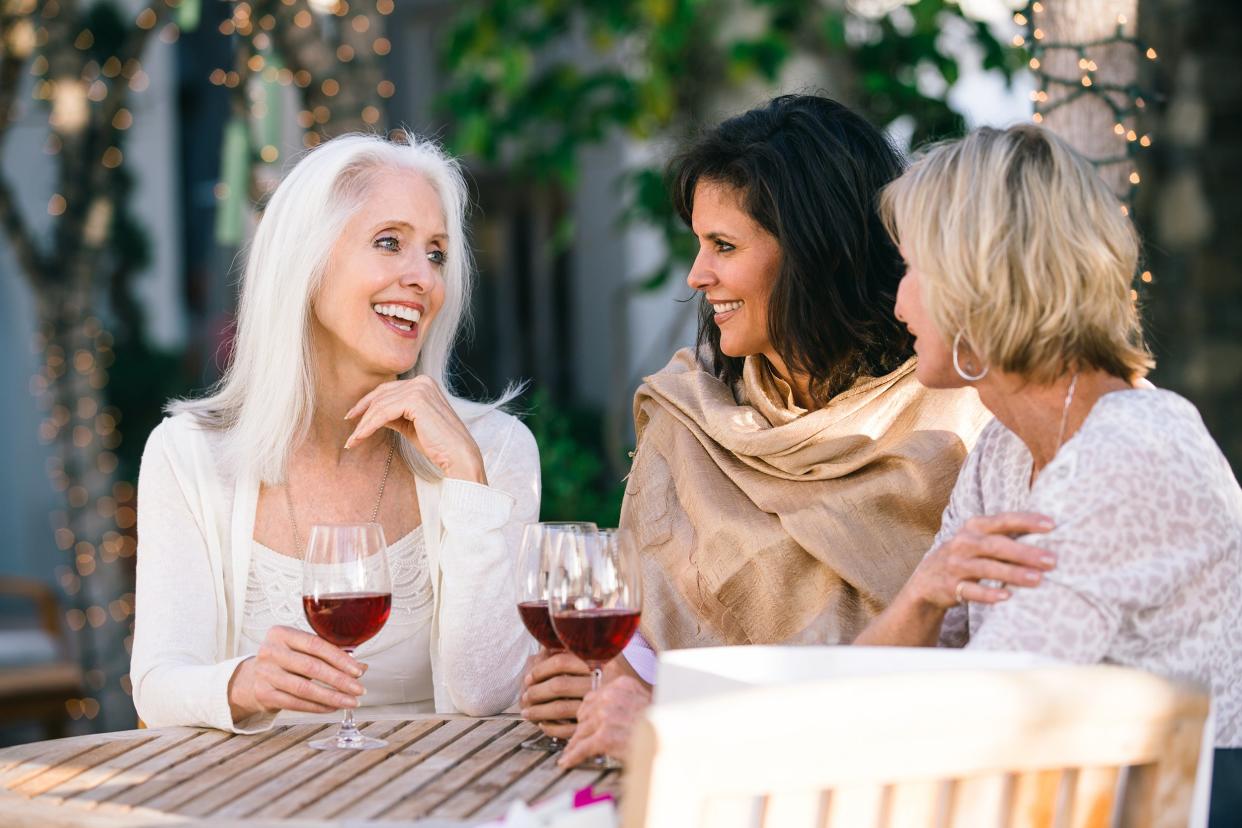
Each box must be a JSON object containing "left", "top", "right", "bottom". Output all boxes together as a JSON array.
[
  {"left": 711, "top": 300, "right": 743, "bottom": 314},
  {"left": 372, "top": 303, "right": 422, "bottom": 324}
]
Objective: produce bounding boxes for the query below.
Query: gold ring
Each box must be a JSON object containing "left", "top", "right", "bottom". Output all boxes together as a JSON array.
[{"left": 954, "top": 581, "right": 969, "bottom": 605}]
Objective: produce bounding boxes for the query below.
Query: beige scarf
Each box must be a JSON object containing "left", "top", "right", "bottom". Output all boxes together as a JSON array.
[{"left": 621, "top": 348, "right": 992, "bottom": 650}]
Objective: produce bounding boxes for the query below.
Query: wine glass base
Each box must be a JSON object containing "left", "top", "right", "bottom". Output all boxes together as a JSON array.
[
  {"left": 519, "top": 733, "right": 565, "bottom": 752},
  {"left": 307, "top": 734, "right": 388, "bottom": 751}
]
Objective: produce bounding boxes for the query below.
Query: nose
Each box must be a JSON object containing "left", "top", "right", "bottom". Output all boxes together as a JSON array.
[
  {"left": 400, "top": 255, "right": 437, "bottom": 292},
  {"left": 686, "top": 249, "right": 716, "bottom": 292},
  {"left": 894, "top": 273, "right": 910, "bottom": 324}
]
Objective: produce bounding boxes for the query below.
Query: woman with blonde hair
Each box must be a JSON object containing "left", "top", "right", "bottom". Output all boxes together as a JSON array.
[
  {"left": 854, "top": 123, "right": 1241, "bottom": 822},
  {"left": 131, "top": 132, "right": 539, "bottom": 733}
]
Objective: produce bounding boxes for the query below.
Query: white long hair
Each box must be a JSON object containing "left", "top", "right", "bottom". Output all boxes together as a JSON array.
[{"left": 170, "top": 131, "right": 517, "bottom": 484}]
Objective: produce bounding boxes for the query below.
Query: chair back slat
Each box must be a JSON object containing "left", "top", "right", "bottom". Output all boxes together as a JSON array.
[
  {"left": 761, "top": 790, "right": 827, "bottom": 827},
  {"left": 947, "top": 772, "right": 1010, "bottom": 827},
  {"left": 821, "top": 783, "right": 884, "bottom": 828},
  {"left": 885, "top": 779, "right": 950, "bottom": 828},
  {"left": 1008, "top": 768, "right": 1063, "bottom": 828},
  {"left": 621, "top": 663, "right": 1208, "bottom": 828},
  {"left": 1067, "top": 766, "right": 1122, "bottom": 828}
]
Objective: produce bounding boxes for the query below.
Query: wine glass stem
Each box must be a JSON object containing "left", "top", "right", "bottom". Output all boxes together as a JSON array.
[
  {"left": 591, "top": 665, "right": 603, "bottom": 694},
  {"left": 340, "top": 648, "right": 358, "bottom": 739}
]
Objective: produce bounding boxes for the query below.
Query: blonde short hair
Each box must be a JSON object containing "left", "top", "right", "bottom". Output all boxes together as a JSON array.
[{"left": 879, "top": 124, "right": 1153, "bottom": 384}]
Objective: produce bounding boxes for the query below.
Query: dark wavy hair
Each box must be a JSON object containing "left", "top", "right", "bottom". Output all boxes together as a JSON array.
[{"left": 670, "top": 94, "right": 913, "bottom": 401}]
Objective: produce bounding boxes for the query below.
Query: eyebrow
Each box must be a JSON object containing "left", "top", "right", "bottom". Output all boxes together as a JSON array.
[{"left": 369, "top": 219, "right": 448, "bottom": 240}]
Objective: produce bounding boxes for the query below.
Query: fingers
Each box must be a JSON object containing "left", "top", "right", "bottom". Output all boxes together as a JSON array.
[
  {"left": 963, "top": 512, "right": 1055, "bottom": 537},
  {"left": 956, "top": 580, "right": 1011, "bottom": 605},
  {"left": 559, "top": 729, "right": 601, "bottom": 768},
  {"left": 521, "top": 673, "right": 592, "bottom": 706},
  {"left": 255, "top": 688, "right": 339, "bottom": 715},
  {"left": 527, "top": 652, "right": 591, "bottom": 684},
  {"left": 276, "top": 627, "right": 366, "bottom": 677},
  {"left": 965, "top": 557, "right": 1043, "bottom": 587},
  {"left": 344, "top": 381, "right": 397, "bottom": 421},
  {"left": 523, "top": 698, "right": 582, "bottom": 724},
  {"left": 345, "top": 393, "right": 406, "bottom": 449},
  {"left": 272, "top": 647, "right": 366, "bottom": 696},
  {"left": 538, "top": 721, "right": 578, "bottom": 740},
  {"left": 254, "top": 662, "right": 360, "bottom": 711}
]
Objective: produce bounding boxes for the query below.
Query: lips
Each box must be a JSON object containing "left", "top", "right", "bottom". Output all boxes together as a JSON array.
[
  {"left": 372, "top": 302, "right": 424, "bottom": 339},
  {"left": 709, "top": 298, "right": 743, "bottom": 325}
]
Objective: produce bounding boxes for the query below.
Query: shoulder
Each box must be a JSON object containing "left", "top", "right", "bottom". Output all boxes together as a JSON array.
[
  {"left": 1074, "top": 389, "right": 1221, "bottom": 473},
  {"left": 140, "top": 413, "right": 234, "bottom": 487},
  {"left": 142, "top": 413, "right": 207, "bottom": 462}
]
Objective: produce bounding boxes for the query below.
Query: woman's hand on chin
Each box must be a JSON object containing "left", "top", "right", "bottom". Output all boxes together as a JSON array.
[
  {"left": 227, "top": 625, "right": 367, "bottom": 723},
  {"left": 909, "top": 511, "right": 1058, "bottom": 608},
  {"left": 343, "top": 375, "right": 487, "bottom": 484}
]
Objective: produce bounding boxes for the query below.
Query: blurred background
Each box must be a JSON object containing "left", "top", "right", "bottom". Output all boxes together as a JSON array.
[{"left": 0, "top": 0, "right": 1237, "bottom": 741}]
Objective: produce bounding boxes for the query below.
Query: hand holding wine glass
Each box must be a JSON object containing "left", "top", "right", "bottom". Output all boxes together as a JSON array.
[
  {"left": 302, "top": 522, "right": 393, "bottom": 751},
  {"left": 548, "top": 527, "right": 642, "bottom": 769},
  {"left": 226, "top": 625, "right": 368, "bottom": 724},
  {"left": 515, "top": 521, "right": 595, "bottom": 751}
]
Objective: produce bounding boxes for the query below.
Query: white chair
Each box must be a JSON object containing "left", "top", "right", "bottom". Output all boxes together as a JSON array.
[{"left": 621, "top": 663, "right": 1208, "bottom": 828}]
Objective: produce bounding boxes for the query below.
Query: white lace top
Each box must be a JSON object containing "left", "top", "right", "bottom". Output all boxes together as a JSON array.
[
  {"left": 240, "top": 527, "right": 435, "bottom": 709},
  {"left": 935, "top": 389, "right": 1242, "bottom": 747},
  {"left": 132, "top": 408, "right": 541, "bottom": 733}
]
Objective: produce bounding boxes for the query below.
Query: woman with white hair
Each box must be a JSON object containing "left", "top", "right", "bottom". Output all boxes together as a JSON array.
[
  {"left": 854, "top": 124, "right": 1240, "bottom": 822},
  {"left": 131, "top": 132, "right": 539, "bottom": 732}
]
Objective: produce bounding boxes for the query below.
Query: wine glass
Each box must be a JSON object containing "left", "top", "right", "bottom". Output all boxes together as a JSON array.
[
  {"left": 548, "top": 527, "right": 642, "bottom": 769},
  {"left": 515, "top": 521, "right": 597, "bottom": 751},
  {"left": 302, "top": 523, "right": 392, "bottom": 751}
]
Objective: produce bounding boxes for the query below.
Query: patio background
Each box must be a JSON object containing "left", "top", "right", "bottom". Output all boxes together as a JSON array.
[{"left": 0, "top": 0, "right": 1237, "bottom": 740}]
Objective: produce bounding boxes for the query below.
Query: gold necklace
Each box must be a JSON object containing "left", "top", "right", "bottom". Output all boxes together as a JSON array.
[{"left": 283, "top": 434, "right": 396, "bottom": 557}]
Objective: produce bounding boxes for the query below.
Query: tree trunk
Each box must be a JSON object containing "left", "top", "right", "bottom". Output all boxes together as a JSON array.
[{"left": 1036, "top": 0, "right": 1140, "bottom": 198}]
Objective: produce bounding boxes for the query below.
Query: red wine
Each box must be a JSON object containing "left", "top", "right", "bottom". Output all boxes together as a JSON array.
[
  {"left": 550, "top": 608, "right": 641, "bottom": 665},
  {"left": 517, "top": 600, "right": 564, "bottom": 650},
  {"left": 303, "top": 592, "right": 392, "bottom": 649}
]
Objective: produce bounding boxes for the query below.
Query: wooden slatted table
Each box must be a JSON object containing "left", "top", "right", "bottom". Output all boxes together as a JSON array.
[{"left": 0, "top": 715, "right": 620, "bottom": 826}]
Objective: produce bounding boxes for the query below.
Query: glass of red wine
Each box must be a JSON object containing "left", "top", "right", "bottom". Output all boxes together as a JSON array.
[
  {"left": 302, "top": 522, "right": 392, "bottom": 751},
  {"left": 516, "top": 521, "right": 597, "bottom": 752},
  {"left": 548, "top": 526, "right": 642, "bottom": 769}
]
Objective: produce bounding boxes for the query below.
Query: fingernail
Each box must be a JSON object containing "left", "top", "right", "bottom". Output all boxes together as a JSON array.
[
  {"left": 1024, "top": 571, "right": 1041, "bottom": 584},
  {"left": 1037, "top": 518, "right": 1055, "bottom": 529},
  {"left": 352, "top": 667, "right": 363, "bottom": 677},
  {"left": 1041, "top": 554, "right": 1057, "bottom": 567},
  {"left": 999, "top": 590, "right": 1011, "bottom": 600}
]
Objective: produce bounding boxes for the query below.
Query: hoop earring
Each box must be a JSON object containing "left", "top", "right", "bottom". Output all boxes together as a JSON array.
[{"left": 952, "top": 332, "right": 989, "bottom": 382}]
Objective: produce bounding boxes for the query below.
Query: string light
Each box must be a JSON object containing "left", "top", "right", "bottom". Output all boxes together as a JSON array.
[{"left": 1022, "top": 0, "right": 1157, "bottom": 208}]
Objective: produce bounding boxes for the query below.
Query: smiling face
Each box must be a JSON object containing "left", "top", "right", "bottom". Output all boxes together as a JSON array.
[
  {"left": 311, "top": 169, "right": 448, "bottom": 379},
  {"left": 893, "top": 248, "right": 962, "bottom": 388},
  {"left": 686, "top": 180, "right": 783, "bottom": 362}
]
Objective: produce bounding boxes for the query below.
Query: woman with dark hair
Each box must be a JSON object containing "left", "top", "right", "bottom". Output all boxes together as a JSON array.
[{"left": 521, "top": 95, "right": 991, "bottom": 765}]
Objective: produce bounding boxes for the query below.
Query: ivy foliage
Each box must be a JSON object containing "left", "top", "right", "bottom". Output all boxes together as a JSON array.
[{"left": 439, "top": 0, "right": 1021, "bottom": 286}]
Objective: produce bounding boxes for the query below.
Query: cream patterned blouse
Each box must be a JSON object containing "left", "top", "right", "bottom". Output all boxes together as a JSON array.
[{"left": 935, "top": 389, "right": 1242, "bottom": 747}]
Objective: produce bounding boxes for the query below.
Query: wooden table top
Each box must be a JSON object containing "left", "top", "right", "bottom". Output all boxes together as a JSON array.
[{"left": 0, "top": 715, "right": 620, "bottom": 827}]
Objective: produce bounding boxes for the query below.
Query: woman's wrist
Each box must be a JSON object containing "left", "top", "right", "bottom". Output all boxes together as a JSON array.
[
  {"left": 227, "top": 658, "right": 260, "bottom": 722},
  {"left": 444, "top": 449, "right": 487, "bottom": 485}
]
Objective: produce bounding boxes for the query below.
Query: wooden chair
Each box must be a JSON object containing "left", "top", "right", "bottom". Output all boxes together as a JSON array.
[
  {"left": 621, "top": 664, "right": 1209, "bottom": 828},
  {"left": 0, "top": 577, "right": 83, "bottom": 741}
]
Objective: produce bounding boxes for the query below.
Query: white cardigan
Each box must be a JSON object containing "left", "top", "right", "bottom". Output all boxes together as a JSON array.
[{"left": 131, "top": 409, "right": 540, "bottom": 733}]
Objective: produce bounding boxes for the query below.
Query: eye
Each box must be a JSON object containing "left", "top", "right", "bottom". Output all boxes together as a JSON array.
[
  {"left": 713, "top": 239, "right": 736, "bottom": 253},
  {"left": 375, "top": 235, "right": 400, "bottom": 252},
  {"left": 427, "top": 249, "right": 446, "bottom": 266}
]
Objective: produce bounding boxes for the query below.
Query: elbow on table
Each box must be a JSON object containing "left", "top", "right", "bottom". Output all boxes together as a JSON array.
[{"left": 448, "top": 680, "right": 520, "bottom": 718}]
